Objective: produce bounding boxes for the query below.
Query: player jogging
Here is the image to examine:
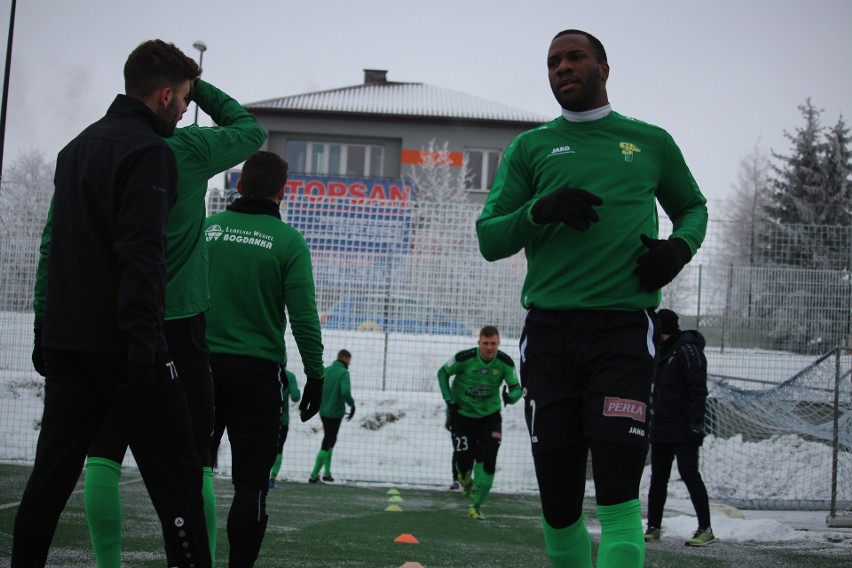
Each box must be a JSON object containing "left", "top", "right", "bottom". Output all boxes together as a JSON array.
[
  {"left": 476, "top": 29, "right": 707, "bottom": 567},
  {"left": 438, "top": 325, "right": 522, "bottom": 520}
]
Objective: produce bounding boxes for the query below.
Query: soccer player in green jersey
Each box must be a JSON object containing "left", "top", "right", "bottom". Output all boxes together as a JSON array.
[
  {"left": 310, "top": 350, "right": 356, "bottom": 483},
  {"left": 437, "top": 326, "right": 522, "bottom": 520},
  {"left": 205, "top": 151, "right": 325, "bottom": 566},
  {"left": 476, "top": 30, "right": 707, "bottom": 567},
  {"left": 268, "top": 369, "right": 302, "bottom": 489}
]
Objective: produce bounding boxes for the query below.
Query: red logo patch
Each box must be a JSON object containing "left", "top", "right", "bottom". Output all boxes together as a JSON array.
[{"left": 602, "top": 397, "right": 646, "bottom": 423}]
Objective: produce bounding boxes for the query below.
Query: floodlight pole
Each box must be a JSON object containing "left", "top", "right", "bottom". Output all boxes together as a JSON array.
[
  {"left": 0, "top": 0, "right": 18, "bottom": 181},
  {"left": 192, "top": 40, "right": 206, "bottom": 124}
]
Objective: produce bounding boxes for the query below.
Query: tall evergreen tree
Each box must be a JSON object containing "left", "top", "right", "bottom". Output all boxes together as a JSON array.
[
  {"left": 759, "top": 100, "right": 852, "bottom": 270},
  {"left": 821, "top": 115, "right": 852, "bottom": 225},
  {"left": 751, "top": 102, "right": 852, "bottom": 353},
  {"left": 767, "top": 99, "right": 825, "bottom": 227}
]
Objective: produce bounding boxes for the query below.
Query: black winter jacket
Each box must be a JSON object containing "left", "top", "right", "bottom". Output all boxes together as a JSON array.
[
  {"left": 650, "top": 330, "right": 708, "bottom": 444},
  {"left": 42, "top": 95, "right": 177, "bottom": 364}
]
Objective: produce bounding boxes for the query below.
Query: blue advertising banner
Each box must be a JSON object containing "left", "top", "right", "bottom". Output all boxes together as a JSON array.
[{"left": 226, "top": 171, "right": 415, "bottom": 289}]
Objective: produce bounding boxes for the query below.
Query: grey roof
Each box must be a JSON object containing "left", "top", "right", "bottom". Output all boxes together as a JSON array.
[{"left": 247, "top": 73, "right": 549, "bottom": 124}]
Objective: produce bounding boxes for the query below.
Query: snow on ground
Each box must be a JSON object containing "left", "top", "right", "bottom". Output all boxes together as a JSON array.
[{"left": 2, "top": 312, "right": 852, "bottom": 547}]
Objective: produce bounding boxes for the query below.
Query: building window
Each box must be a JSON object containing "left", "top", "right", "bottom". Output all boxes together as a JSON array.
[
  {"left": 464, "top": 149, "right": 501, "bottom": 192},
  {"left": 286, "top": 141, "right": 384, "bottom": 177}
]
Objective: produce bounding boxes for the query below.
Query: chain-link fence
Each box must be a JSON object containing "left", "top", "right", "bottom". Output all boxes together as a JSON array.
[{"left": 1, "top": 182, "right": 850, "bottom": 507}]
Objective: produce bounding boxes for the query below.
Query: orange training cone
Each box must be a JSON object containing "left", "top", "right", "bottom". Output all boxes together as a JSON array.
[
  {"left": 399, "top": 563, "right": 425, "bottom": 568},
  {"left": 394, "top": 533, "right": 419, "bottom": 544}
]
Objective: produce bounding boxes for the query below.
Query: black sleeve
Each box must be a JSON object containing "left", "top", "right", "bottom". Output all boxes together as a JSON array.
[
  {"left": 113, "top": 143, "right": 177, "bottom": 364},
  {"left": 678, "top": 343, "right": 708, "bottom": 427}
]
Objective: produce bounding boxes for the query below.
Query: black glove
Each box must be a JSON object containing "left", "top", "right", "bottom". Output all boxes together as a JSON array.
[
  {"left": 346, "top": 405, "right": 355, "bottom": 422},
  {"left": 32, "top": 322, "right": 45, "bottom": 377},
  {"left": 634, "top": 234, "right": 693, "bottom": 292},
  {"left": 531, "top": 187, "right": 603, "bottom": 231},
  {"left": 299, "top": 377, "right": 323, "bottom": 422},
  {"left": 502, "top": 385, "right": 523, "bottom": 407},
  {"left": 446, "top": 402, "right": 460, "bottom": 430},
  {"left": 689, "top": 424, "right": 705, "bottom": 447}
]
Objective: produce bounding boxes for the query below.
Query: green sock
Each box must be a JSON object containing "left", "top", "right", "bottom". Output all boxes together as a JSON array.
[
  {"left": 202, "top": 467, "right": 216, "bottom": 563},
  {"left": 472, "top": 470, "right": 494, "bottom": 507},
  {"left": 472, "top": 462, "right": 484, "bottom": 493},
  {"left": 541, "top": 514, "right": 592, "bottom": 568},
  {"left": 83, "top": 457, "right": 123, "bottom": 568},
  {"left": 269, "top": 454, "right": 283, "bottom": 481},
  {"left": 324, "top": 447, "right": 333, "bottom": 477},
  {"left": 311, "top": 450, "right": 328, "bottom": 479},
  {"left": 596, "top": 500, "right": 644, "bottom": 568}
]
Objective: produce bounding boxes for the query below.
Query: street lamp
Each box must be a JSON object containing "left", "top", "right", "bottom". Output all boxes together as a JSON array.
[{"left": 192, "top": 40, "right": 207, "bottom": 124}]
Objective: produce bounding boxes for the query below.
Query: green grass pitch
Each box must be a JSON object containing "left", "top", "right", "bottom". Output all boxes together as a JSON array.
[{"left": 0, "top": 463, "right": 845, "bottom": 567}]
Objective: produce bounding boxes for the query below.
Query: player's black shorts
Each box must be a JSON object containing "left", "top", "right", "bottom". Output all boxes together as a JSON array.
[
  {"left": 452, "top": 411, "right": 502, "bottom": 472},
  {"left": 88, "top": 313, "right": 214, "bottom": 466},
  {"left": 520, "top": 308, "right": 656, "bottom": 454}
]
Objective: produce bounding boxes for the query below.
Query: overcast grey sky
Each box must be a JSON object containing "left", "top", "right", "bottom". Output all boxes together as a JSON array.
[{"left": 1, "top": 0, "right": 850, "bottom": 211}]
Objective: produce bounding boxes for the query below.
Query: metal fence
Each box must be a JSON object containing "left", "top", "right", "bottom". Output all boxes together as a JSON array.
[{"left": 0, "top": 183, "right": 850, "bottom": 507}]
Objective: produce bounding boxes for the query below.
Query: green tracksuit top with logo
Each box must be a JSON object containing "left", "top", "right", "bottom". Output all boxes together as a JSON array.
[
  {"left": 476, "top": 111, "right": 708, "bottom": 311},
  {"left": 203, "top": 206, "right": 325, "bottom": 379},
  {"left": 32, "top": 80, "right": 267, "bottom": 323},
  {"left": 438, "top": 348, "right": 519, "bottom": 418},
  {"left": 319, "top": 360, "right": 355, "bottom": 419},
  {"left": 162, "top": 79, "right": 267, "bottom": 319}
]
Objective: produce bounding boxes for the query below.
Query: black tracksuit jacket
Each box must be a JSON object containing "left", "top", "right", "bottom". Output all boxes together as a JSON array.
[
  {"left": 650, "top": 330, "right": 709, "bottom": 444},
  {"left": 42, "top": 95, "right": 177, "bottom": 364}
]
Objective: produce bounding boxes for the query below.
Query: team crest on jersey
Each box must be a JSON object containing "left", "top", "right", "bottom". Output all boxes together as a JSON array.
[
  {"left": 619, "top": 142, "right": 641, "bottom": 163},
  {"left": 205, "top": 224, "right": 224, "bottom": 242},
  {"left": 602, "top": 397, "right": 646, "bottom": 423}
]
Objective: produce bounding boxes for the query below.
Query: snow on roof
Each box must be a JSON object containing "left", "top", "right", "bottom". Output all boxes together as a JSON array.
[{"left": 246, "top": 69, "right": 550, "bottom": 123}]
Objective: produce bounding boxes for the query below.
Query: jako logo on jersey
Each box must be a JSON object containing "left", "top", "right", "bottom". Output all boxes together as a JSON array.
[
  {"left": 205, "top": 224, "right": 224, "bottom": 242},
  {"left": 547, "top": 145, "right": 575, "bottom": 157},
  {"left": 628, "top": 426, "right": 645, "bottom": 436},
  {"left": 619, "top": 142, "right": 641, "bottom": 163},
  {"left": 602, "top": 397, "right": 646, "bottom": 423}
]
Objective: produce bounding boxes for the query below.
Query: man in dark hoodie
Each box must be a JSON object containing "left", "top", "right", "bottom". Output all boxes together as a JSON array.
[{"left": 645, "top": 309, "right": 715, "bottom": 547}]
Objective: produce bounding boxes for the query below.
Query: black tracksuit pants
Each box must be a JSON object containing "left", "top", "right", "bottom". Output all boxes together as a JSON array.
[{"left": 12, "top": 348, "right": 210, "bottom": 568}]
